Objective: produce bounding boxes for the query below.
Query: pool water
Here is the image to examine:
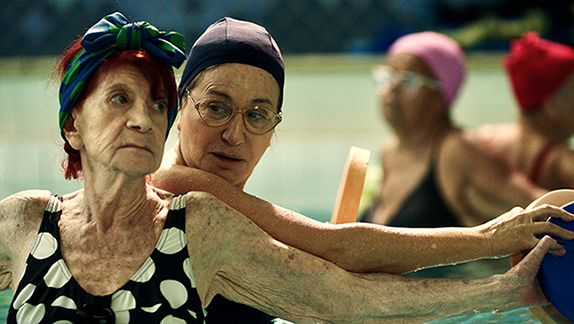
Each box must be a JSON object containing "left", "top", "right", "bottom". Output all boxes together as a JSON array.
[
  {"left": 272, "top": 305, "right": 543, "bottom": 323},
  {"left": 430, "top": 309, "right": 541, "bottom": 323},
  {"left": 272, "top": 309, "right": 542, "bottom": 324},
  {"left": 408, "top": 259, "right": 544, "bottom": 323}
]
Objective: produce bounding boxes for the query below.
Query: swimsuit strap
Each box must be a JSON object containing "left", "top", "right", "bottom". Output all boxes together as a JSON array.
[{"left": 530, "top": 142, "right": 556, "bottom": 183}]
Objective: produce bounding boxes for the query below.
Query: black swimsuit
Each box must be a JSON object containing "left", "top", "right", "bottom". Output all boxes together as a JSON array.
[
  {"left": 361, "top": 168, "right": 499, "bottom": 279},
  {"left": 8, "top": 194, "right": 274, "bottom": 323},
  {"left": 361, "top": 166, "right": 460, "bottom": 228}
]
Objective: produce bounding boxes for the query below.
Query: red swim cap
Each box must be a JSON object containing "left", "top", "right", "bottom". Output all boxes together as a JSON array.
[{"left": 504, "top": 32, "right": 574, "bottom": 112}]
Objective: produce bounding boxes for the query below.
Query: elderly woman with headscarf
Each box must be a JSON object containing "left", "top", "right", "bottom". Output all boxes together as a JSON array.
[
  {"left": 0, "top": 12, "right": 572, "bottom": 324},
  {"left": 361, "top": 31, "right": 548, "bottom": 228}
]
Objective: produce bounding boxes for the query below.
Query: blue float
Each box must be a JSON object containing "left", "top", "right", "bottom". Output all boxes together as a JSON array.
[{"left": 538, "top": 201, "right": 574, "bottom": 322}]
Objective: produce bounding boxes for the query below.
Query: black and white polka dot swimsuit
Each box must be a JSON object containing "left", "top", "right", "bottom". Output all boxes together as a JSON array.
[{"left": 8, "top": 194, "right": 206, "bottom": 323}]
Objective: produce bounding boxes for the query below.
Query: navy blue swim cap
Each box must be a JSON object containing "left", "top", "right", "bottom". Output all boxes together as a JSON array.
[{"left": 178, "top": 17, "right": 285, "bottom": 110}]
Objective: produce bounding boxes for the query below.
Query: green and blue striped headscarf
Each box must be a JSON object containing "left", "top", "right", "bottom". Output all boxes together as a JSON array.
[{"left": 58, "top": 12, "right": 186, "bottom": 138}]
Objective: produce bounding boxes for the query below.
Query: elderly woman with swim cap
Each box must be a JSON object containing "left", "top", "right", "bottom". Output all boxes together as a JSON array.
[
  {"left": 150, "top": 19, "right": 574, "bottom": 321},
  {"left": 361, "top": 31, "right": 548, "bottom": 228},
  {"left": 473, "top": 32, "right": 574, "bottom": 191}
]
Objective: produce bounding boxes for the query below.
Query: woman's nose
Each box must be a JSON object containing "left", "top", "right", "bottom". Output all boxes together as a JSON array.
[
  {"left": 221, "top": 114, "right": 246, "bottom": 146},
  {"left": 126, "top": 103, "right": 153, "bottom": 133}
]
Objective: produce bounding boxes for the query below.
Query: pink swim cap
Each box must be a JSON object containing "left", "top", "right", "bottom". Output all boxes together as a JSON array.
[{"left": 388, "top": 32, "right": 466, "bottom": 107}]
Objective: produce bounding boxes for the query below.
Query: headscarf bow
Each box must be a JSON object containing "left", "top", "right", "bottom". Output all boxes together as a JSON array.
[{"left": 59, "top": 12, "right": 186, "bottom": 138}]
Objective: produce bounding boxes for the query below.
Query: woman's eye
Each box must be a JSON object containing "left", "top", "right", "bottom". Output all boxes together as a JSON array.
[
  {"left": 111, "top": 94, "right": 129, "bottom": 105},
  {"left": 152, "top": 102, "right": 168, "bottom": 113},
  {"left": 246, "top": 108, "right": 270, "bottom": 121},
  {"left": 206, "top": 102, "right": 230, "bottom": 116},
  {"left": 402, "top": 74, "right": 421, "bottom": 89}
]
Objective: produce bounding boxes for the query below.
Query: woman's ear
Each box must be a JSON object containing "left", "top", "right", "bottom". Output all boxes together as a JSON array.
[{"left": 63, "top": 111, "right": 83, "bottom": 150}]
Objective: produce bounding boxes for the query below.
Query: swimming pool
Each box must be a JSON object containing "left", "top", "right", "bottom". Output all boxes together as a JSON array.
[{"left": 0, "top": 55, "right": 544, "bottom": 322}]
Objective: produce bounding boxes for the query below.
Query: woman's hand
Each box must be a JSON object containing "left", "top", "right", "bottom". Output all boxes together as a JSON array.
[
  {"left": 493, "top": 235, "right": 557, "bottom": 312},
  {"left": 477, "top": 205, "right": 574, "bottom": 257}
]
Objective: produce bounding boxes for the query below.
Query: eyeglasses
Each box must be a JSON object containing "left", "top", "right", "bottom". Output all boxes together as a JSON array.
[
  {"left": 187, "top": 93, "right": 282, "bottom": 135},
  {"left": 373, "top": 66, "right": 440, "bottom": 96}
]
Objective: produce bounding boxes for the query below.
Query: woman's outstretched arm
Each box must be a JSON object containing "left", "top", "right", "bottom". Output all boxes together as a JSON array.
[
  {"left": 186, "top": 191, "right": 559, "bottom": 324},
  {"left": 153, "top": 162, "right": 574, "bottom": 274}
]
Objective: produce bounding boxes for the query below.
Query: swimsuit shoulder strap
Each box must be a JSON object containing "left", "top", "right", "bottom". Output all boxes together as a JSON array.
[{"left": 530, "top": 142, "right": 556, "bottom": 183}]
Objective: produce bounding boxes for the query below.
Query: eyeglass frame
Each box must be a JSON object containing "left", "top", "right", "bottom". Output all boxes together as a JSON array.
[
  {"left": 185, "top": 90, "right": 282, "bottom": 135},
  {"left": 372, "top": 65, "right": 441, "bottom": 96}
]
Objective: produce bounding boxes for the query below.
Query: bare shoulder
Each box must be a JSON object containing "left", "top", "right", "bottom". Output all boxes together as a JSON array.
[
  {"left": 0, "top": 190, "right": 51, "bottom": 224},
  {"left": 439, "top": 130, "right": 511, "bottom": 180},
  {"left": 472, "top": 123, "right": 501, "bottom": 139},
  {"left": 469, "top": 123, "right": 521, "bottom": 152},
  {"left": 445, "top": 130, "right": 507, "bottom": 160},
  {"left": 471, "top": 123, "right": 515, "bottom": 138},
  {"left": 182, "top": 191, "right": 268, "bottom": 280},
  {"left": 441, "top": 131, "right": 479, "bottom": 162},
  {"left": 0, "top": 190, "right": 51, "bottom": 246},
  {"left": 184, "top": 191, "right": 245, "bottom": 228},
  {"left": 0, "top": 190, "right": 51, "bottom": 290},
  {"left": 183, "top": 191, "right": 263, "bottom": 247}
]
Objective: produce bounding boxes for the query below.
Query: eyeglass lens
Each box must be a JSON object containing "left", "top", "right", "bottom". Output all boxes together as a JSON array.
[
  {"left": 374, "top": 68, "right": 427, "bottom": 95},
  {"left": 196, "top": 99, "right": 279, "bottom": 134}
]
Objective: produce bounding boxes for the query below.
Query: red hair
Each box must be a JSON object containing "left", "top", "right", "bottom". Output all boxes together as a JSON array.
[{"left": 56, "top": 38, "right": 178, "bottom": 180}]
